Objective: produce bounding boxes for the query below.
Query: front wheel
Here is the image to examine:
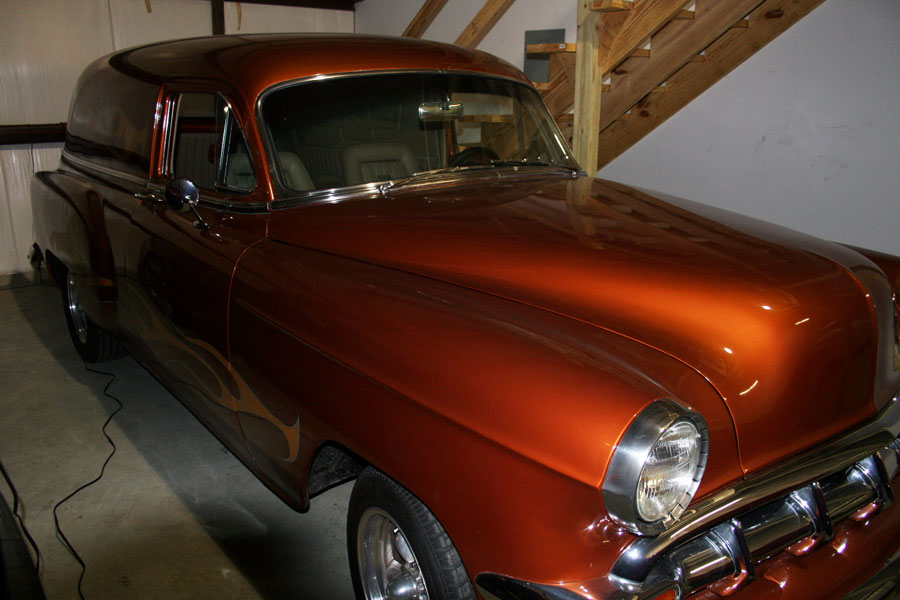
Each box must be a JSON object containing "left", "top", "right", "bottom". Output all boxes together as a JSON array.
[{"left": 348, "top": 468, "right": 475, "bottom": 600}]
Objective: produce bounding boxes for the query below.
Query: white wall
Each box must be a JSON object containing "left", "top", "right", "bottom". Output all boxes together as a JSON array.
[
  {"left": 356, "top": 0, "right": 899, "bottom": 257},
  {"left": 600, "top": 0, "right": 900, "bottom": 257},
  {"left": 0, "top": 0, "right": 353, "bottom": 281}
]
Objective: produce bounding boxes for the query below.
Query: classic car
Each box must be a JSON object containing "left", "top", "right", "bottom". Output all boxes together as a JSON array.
[{"left": 30, "top": 33, "right": 900, "bottom": 600}]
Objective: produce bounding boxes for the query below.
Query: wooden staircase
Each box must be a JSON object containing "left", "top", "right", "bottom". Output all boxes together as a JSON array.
[
  {"left": 532, "top": 0, "right": 827, "bottom": 170},
  {"left": 403, "top": 0, "right": 827, "bottom": 172}
]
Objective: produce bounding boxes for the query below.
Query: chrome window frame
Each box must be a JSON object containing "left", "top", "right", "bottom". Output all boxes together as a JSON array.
[{"left": 164, "top": 91, "right": 257, "bottom": 196}]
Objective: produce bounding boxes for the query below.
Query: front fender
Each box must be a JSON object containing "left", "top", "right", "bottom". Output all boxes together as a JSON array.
[{"left": 228, "top": 240, "right": 742, "bottom": 585}]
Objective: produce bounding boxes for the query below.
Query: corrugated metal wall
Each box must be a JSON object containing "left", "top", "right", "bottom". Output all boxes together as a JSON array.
[{"left": 0, "top": 0, "right": 353, "bottom": 283}]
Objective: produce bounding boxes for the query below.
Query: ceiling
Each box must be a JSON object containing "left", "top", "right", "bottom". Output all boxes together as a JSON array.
[{"left": 221, "top": 0, "right": 364, "bottom": 10}]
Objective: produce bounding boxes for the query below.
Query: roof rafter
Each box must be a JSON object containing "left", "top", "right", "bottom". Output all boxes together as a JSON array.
[
  {"left": 403, "top": 0, "right": 449, "bottom": 38},
  {"left": 456, "top": 0, "right": 517, "bottom": 48}
]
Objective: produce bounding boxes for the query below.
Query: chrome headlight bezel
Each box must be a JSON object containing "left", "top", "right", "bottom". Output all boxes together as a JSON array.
[{"left": 602, "top": 399, "right": 710, "bottom": 536}]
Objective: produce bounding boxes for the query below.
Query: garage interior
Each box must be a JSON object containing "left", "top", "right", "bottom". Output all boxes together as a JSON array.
[{"left": 1, "top": 1, "right": 898, "bottom": 599}]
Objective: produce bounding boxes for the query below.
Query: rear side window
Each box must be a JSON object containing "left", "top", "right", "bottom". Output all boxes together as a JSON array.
[
  {"left": 65, "top": 59, "right": 159, "bottom": 177},
  {"left": 170, "top": 92, "right": 254, "bottom": 193}
]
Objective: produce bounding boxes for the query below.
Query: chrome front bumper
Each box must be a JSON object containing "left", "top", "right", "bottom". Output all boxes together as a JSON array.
[{"left": 477, "top": 395, "right": 900, "bottom": 600}]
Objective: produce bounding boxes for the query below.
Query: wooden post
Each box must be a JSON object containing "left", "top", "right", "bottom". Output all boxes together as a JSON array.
[
  {"left": 573, "top": 0, "right": 604, "bottom": 174},
  {"left": 211, "top": 0, "right": 225, "bottom": 35}
]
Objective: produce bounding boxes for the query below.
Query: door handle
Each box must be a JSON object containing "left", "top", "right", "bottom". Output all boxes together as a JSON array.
[{"left": 134, "top": 191, "right": 162, "bottom": 203}]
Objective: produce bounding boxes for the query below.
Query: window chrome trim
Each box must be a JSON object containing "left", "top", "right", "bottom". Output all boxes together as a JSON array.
[
  {"left": 269, "top": 166, "right": 578, "bottom": 210},
  {"left": 144, "top": 182, "right": 269, "bottom": 214},
  {"left": 62, "top": 150, "right": 149, "bottom": 188}
]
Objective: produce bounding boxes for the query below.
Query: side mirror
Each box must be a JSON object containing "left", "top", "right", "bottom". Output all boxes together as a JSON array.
[
  {"left": 164, "top": 178, "right": 199, "bottom": 213},
  {"left": 164, "top": 179, "right": 208, "bottom": 230}
]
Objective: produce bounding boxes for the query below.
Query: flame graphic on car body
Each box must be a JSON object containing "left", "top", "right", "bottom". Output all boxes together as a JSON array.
[{"left": 123, "top": 285, "right": 301, "bottom": 462}]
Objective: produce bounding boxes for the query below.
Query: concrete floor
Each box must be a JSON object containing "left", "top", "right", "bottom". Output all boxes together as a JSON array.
[{"left": 0, "top": 282, "right": 355, "bottom": 600}]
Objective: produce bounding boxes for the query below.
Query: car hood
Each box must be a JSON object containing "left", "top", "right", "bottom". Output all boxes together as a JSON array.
[{"left": 268, "top": 173, "right": 900, "bottom": 473}]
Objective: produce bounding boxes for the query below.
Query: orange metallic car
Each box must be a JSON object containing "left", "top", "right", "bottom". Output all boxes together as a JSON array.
[{"left": 31, "top": 34, "right": 900, "bottom": 600}]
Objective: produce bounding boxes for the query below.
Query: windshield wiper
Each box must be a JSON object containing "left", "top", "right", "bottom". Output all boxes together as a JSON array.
[
  {"left": 380, "top": 167, "right": 463, "bottom": 194},
  {"left": 490, "top": 159, "right": 580, "bottom": 169},
  {"left": 490, "top": 159, "right": 580, "bottom": 175}
]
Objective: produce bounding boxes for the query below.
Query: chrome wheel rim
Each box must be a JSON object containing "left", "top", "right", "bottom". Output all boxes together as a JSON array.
[
  {"left": 357, "top": 508, "right": 430, "bottom": 600},
  {"left": 66, "top": 273, "right": 89, "bottom": 345}
]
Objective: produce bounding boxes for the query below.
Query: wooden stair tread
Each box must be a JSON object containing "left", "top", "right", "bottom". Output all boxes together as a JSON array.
[
  {"left": 591, "top": 0, "right": 634, "bottom": 12},
  {"left": 526, "top": 42, "right": 577, "bottom": 54}
]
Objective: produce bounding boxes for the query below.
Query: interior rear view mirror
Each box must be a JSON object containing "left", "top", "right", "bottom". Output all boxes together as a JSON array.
[{"left": 418, "top": 101, "right": 463, "bottom": 122}]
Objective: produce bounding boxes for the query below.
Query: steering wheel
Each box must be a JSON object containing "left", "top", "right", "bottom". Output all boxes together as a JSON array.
[{"left": 449, "top": 146, "right": 500, "bottom": 167}]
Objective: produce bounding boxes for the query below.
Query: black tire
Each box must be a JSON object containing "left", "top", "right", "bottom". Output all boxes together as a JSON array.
[
  {"left": 348, "top": 468, "right": 475, "bottom": 600},
  {"left": 60, "top": 267, "right": 125, "bottom": 363}
]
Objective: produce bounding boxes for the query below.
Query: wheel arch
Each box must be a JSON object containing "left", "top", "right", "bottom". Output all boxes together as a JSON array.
[{"left": 307, "top": 441, "right": 367, "bottom": 498}]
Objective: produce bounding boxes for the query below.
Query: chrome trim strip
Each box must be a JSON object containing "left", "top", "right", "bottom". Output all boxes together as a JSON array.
[
  {"left": 612, "top": 393, "right": 900, "bottom": 585},
  {"left": 62, "top": 150, "right": 149, "bottom": 187},
  {"left": 270, "top": 168, "right": 577, "bottom": 210},
  {"left": 144, "top": 183, "right": 270, "bottom": 214}
]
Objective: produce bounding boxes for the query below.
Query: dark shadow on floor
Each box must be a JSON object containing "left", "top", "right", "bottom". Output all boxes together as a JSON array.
[{"left": 5, "top": 283, "right": 354, "bottom": 600}]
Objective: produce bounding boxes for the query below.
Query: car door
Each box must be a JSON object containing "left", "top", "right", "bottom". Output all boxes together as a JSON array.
[{"left": 121, "top": 87, "right": 269, "bottom": 454}]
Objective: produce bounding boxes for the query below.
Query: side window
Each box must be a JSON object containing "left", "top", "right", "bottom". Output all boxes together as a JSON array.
[{"left": 171, "top": 93, "right": 255, "bottom": 193}]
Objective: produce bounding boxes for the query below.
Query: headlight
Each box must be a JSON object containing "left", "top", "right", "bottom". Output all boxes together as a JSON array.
[{"left": 602, "top": 399, "right": 709, "bottom": 536}]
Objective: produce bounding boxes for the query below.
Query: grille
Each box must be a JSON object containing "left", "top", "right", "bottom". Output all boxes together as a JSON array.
[{"left": 611, "top": 435, "right": 900, "bottom": 599}]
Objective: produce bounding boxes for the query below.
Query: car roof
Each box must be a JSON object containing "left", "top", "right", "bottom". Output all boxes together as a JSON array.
[{"left": 108, "top": 33, "right": 530, "bottom": 105}]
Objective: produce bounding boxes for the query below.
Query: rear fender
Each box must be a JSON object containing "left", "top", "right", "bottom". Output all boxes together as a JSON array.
[{"left": 31, "top": 170, "right": 117, "bottom": 330}]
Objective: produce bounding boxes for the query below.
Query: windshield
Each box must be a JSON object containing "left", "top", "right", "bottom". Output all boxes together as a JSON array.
[{"left": 260, "top": 73, "right": 577, "bottom": 194}]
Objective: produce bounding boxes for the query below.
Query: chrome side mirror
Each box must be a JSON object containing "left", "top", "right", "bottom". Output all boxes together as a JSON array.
[
  {"left": 164, "top": 179, "right": 208, "bottom": 230},
  {"left": 165, "top": 178, "right": 199, "bottom": 212}
]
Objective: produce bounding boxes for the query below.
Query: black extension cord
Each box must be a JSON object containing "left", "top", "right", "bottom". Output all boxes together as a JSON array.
[
  {"left": 0, "top": 361, "right": 123, "bottom": 600},
  {"left": 51, "top": 363, "right": 123, "bottom": 600}
]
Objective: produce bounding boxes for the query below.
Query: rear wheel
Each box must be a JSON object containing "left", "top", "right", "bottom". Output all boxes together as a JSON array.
[
  {"left": 348, "top": 468, "right": 475, "bottom": 600},
  {"left": 61, "top": 269, "right": 124, "bottom": 362}
]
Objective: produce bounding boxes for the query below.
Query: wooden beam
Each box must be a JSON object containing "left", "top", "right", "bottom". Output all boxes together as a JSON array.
[
  {"left": 211, "top": 0, "right": 225, "bottom": 35},
  {"left": 573, "top": 0, "right": 606, "bottom": 173},
  {"left": 596, "top": 0, "right": 827, "bottom": 167},
  {"left": 600, "top": 0, "right": 767, "bottom": 131},
  {"left": 455, "top": 0, "right": 516, "bottom": 48},
  {"left": 206, "top": 0, "right": 360, "bottom": 10},
  {"left": 0, "top": 123, "right": 66, "bottom": 145},
  {"left": 601, "top": 0, "right": 695, "bottom": 75},
  {"left": 403, "top": 0, "right": 448, "bottom": 38}
]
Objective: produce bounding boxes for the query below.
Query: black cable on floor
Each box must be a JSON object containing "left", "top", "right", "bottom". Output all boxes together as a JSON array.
[
  {"left": 52, "top": 364, "right": 123, "bottom": 600},
  {"left": 0, "top": 458, "right": 42, "bottom": 574}
]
